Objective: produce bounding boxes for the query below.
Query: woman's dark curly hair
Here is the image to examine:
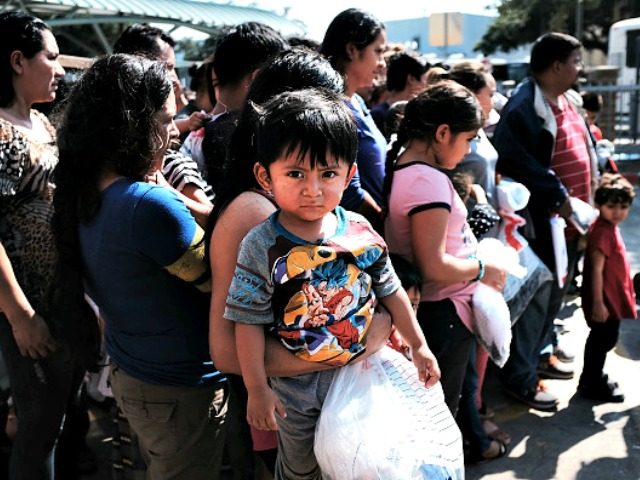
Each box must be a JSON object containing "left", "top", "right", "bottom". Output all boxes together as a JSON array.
[
  {"left": 51, "top": 54, "right": 172, "bottom": 368},
  {"left": 0, "top": 11, "right": 50, "bottom": 107}
]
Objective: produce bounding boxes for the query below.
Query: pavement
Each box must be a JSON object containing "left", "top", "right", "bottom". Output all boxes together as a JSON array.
[{"left": 80, "top": 184, "right": 640, "bottom": 480}]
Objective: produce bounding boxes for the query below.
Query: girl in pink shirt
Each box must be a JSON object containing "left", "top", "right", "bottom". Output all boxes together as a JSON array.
[{"left": 385, "top": 82, "right": 507, "bottom": 459}]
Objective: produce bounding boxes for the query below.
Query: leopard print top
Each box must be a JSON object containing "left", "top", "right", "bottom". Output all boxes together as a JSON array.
[{"left": 0, "top": 112, "right": 58, "bottom": 317}]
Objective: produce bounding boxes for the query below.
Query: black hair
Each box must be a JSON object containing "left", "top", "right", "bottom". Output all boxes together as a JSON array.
[
  {"left": 384, "top": 81, "right": 482, "bottom": 196},
  {"left": 581, "top": 91, "right": 603, "bottom": 113},
  {"left": 209, "top": 48, "right": 345, "bottom": 226},
  {"left": 320, "top": 8, "right": 384, "bottom": 75},
  {"left": 51, "top": 54, "right": 172, "bottom": 367},
  {"left": 389, "top": 253, "right": 422, "bottom": 292},
  {"left": 253, "top": 88, "right": 357, "bottom": 171},
  {"left": 448, "top": 61, "right": 489, "bottom": 94},
  {"left": 0, "top": 11, "right": 51, "bottom": 107},
  {"left": 386, "top": 53, "right": 427, "bottom": 92},
  {"left": 112, "top": 23, "right": 176, "bottom": 57},
  {"left": 189, "top": 57, "right": 216, "bottom": 108},
  {"left": 530, "top": 32, "right": 582, "bottom": 75},
  {"left": 594, "top": 173, "right": 635, "bottom": 206},
  {"left": 212, "top": 22, "right": 289, "bottom": 88},
  {"left": 287, "top": 36, "right": 321, "bottom": 52}
]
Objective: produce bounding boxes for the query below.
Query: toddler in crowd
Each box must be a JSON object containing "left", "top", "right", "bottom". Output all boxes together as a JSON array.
[
  {"left": 579, "top": 173, "right": 637, "bottom": 402},
  {"left": 224, "top": 88, "right": 439, "bottom": 479}
]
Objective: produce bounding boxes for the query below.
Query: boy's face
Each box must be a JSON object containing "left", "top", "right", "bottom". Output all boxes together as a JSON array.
[
  {"left": 254, "top": 150, "right": 356, "bottom": 224},
  {"left": 598, "top": 201, "right": 630, "bottom": 226}
]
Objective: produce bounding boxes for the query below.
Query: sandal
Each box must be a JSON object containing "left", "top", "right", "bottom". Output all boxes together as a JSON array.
[
  {"left": 465, "top": 439, "right": 508, "bottom": 465},
  {"left": 481, "top": 439, "right": 508, "bottom": 461},
  {"left": 482, "top": 419, "right": 511, "bottom": 445}
]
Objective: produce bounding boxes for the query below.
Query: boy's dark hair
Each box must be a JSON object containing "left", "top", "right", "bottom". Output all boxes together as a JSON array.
[
  {"left": 530, "top": 32, "right": 582, "bottom": 75},
  {"left": 113, "top": 23, "right": 175, "bottom": 57},
  {"left": 212, "top": 22, "right": 289, "bottom": 88},
  {"left": 389, "top": 253, "right": 422, "bottom": 292},
  {"left": 594, "top": 173, "right": 636, "bottom": 206},
  {"left": 386, "top": 53, "right": 427, "bottom": 92},
  {"left": 253, "top": 88, "right": 357, "bottom": 170},
  {"left": 0, "top": 11, "right": 51, "bottom": 107},
  {"left": 581, "top": 91, "right": 603, "bottom": 113}
]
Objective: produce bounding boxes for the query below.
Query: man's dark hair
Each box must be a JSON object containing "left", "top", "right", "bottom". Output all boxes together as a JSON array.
[
  {"left": 212, "top": 22, "right": 288, "bottom": 87},
  {"left": 530, "top": 32, "right": 581, "bottom": 75},
  {"left": 386, "top": 53, "right": 427, "bottom": 92},
  {"left": 113, "top": 23, "right": 175, "bottom": 57}
]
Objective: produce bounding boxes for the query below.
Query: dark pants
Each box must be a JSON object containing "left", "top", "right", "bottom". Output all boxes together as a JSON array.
[
  {"left": 580, "top": 318, "right": 620, "bottom": 387},
  {"left": 501, "top": 280, "right": 553, "bottom": 392},
  {"left": 225, "top": 374, "right": 256, "bottom": 480},
  {"left": 0, "top": 315, "right": 84, "bottom": 480},
  {"left": 457, "top": 342, "right": 491, "bottom": 455},
  {"left": 542, "top": 236, "right": 581, "bottom": 351},
  {"left": 417, "top": 299, "right": 474, "bottom": 416}
]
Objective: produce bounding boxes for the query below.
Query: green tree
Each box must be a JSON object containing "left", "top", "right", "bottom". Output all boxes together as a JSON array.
[{"left": 476, "top": 0, "right": 640, "bottom": 55}]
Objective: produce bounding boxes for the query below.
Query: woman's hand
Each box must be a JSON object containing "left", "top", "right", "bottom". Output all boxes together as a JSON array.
[
  {"left": 10, "top": 312, "right": 56, "bottom": 359},
  {"left": 481, "top": 261, "right": 506, "bottom": 291}
]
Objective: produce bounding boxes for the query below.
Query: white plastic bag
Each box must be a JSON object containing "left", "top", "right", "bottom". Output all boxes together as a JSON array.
[
  {"left": 473, "top": 239, "right": 526, "bottom": 367},
  {"left": 550, "top": 215, "right": 568, "bottom": 288},
  {"left": 315, "top": 347, "right": 464, "bottom": 480}
]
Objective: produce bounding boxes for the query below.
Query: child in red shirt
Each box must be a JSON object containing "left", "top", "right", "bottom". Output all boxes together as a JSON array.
[{"left": 579, "top": 173, "right": 637, "bottom": 402}]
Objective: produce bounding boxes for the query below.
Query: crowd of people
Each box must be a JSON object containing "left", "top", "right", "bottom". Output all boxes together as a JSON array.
[{"left": 0, "top": 7, "right": 637, "bottom": 480}]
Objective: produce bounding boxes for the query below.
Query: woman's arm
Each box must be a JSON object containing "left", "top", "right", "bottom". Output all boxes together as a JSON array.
[
  {"left": 148, "top": 169, "right": 212, "bottom": 228},
  {"left": 410, "top": 208, "right": 504, "bottom": 288},
  {"left": 0, "top": 241, "right": 55, "bottom": 358},
  {"left": 209, "top": 192, "right": 392, "bottom": 377}
]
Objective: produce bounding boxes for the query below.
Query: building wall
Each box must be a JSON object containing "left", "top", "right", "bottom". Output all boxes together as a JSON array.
[{"left": 385, "top": 14, "right": 529, "bottom": 63}]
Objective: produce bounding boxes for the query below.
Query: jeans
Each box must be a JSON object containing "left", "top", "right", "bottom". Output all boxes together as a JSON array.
[
  {"left": 0, "top": 315, "right": 84, "bottom": 480},
  {"left": 501, "top": 280, "right": 553, "bottom": 392},
  {"left": 417, "top": 299, "right": 474, "bottom": 416},
  {"left": 270, "top": 369, "right": 337, "bottom": 480},
  {"left": 109, "top": 364, "right": 228, "bottom": 480},
  {"left": 457, "top": 342, "right": 491, "bottom": 455},
  {"left": 543, "top": 236, "right": 581, "bottom": 351}
]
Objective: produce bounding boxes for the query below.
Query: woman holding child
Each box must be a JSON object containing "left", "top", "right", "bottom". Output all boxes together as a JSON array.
[{"left": 53, "top": 54, "right": 227, "bottom": 479}]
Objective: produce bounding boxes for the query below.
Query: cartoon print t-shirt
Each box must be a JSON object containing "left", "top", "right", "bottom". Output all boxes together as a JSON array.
[{"left": 225, "top": 206, "right": 400, "bottom": 366}]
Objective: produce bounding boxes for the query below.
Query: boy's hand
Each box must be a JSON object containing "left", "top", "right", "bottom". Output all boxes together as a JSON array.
[
  {"left": 592, "top": 301, "right": 609, "bottom": 323},
  {"left": 410, "top": 344, "right": 440, "bottom": 388},
  {"left": 246, "top": 385, "right": 286, "bottom": 431}
]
